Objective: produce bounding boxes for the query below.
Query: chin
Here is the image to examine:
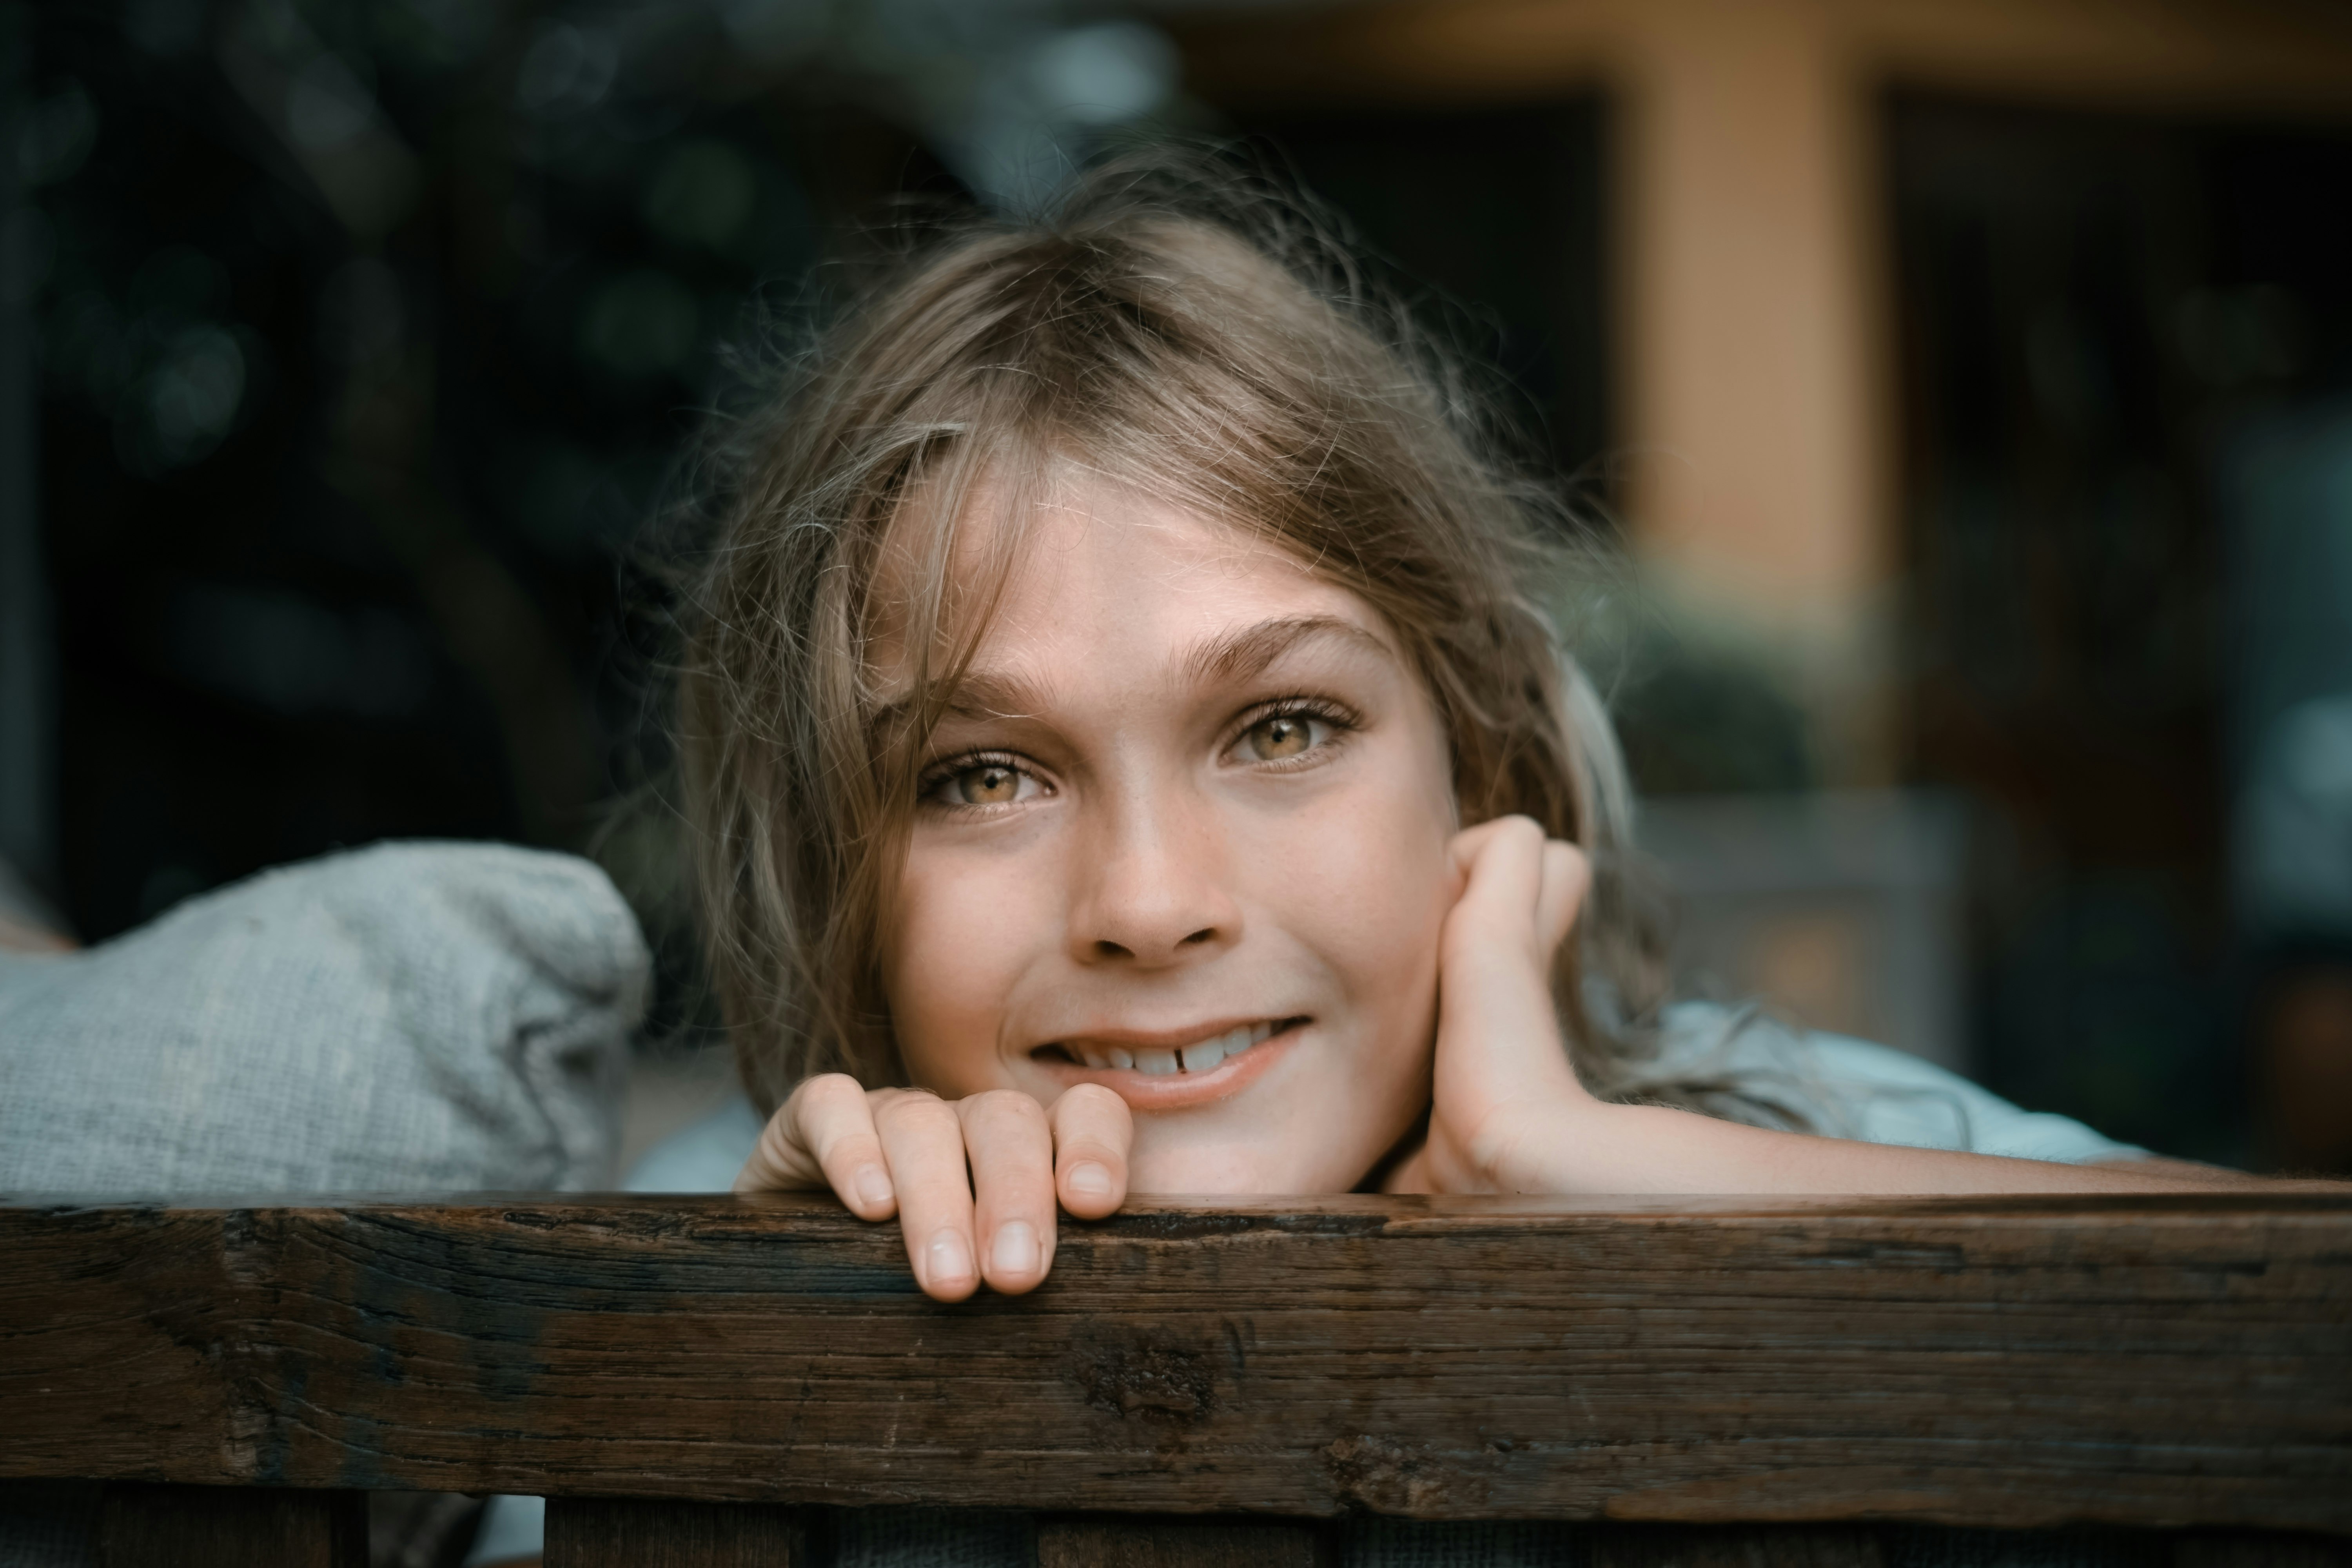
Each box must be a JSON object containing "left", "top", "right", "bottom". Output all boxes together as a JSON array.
[{"left": 1125, "top": 1139, "right": 1369, "bottom": 1197}]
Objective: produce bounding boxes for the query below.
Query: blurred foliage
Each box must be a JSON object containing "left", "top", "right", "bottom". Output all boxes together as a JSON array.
[
  {"left": 1610, "top": 638, "right": 1813, "bottom": 796},
  {"left": 22, "top": 0, "right": 1200, "bottom": 967}
]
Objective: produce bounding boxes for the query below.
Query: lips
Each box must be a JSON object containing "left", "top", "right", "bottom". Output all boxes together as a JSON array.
[{"left": 1029, "top": 1016, "right": 1307, "bottom": 1109}]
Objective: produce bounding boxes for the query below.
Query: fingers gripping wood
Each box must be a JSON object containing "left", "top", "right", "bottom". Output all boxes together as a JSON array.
[
  {"left": 1051, "top": 1082, "right": 1133, "bottom": 1219},
  {"left": 960, "top": 1089, "right": 1057, "bottom": 1293},
  {"left": 874, "top": 1089, "right": 980, "bottom": 1299}
]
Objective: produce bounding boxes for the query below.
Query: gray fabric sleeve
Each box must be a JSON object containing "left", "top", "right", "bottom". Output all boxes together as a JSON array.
[
  {"left": 1650, "top": 1002, "right": 2145, "bottom": 1163},
  {"left": 0, "top": 840, "right": 645, "bottom": 1196}
]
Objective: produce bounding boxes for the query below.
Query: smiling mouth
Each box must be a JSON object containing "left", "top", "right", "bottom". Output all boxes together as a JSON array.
[{"left": 1035, "top": 1017, "right": 1307, "bottom": 1076}]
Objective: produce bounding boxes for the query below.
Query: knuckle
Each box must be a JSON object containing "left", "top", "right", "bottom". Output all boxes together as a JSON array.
[
  {"left": 965, "top": 1088, "right": 1047, "bottom": 1128},
  {"left": 874, "top": 1090, "right": 956, "bottom": 1134},
  {"left": 1056, "top": 1081, "right": 1119, "bottom": 1114},
  {"left": 824, "top": 1128, "right": 884, "bottom": 1163},
  {"left": 793, "top": 1072, "right": 858, "bottom": 1110},
  {"left": 1056, "top": 1082, "right": 1132, "bottom": 1131}
]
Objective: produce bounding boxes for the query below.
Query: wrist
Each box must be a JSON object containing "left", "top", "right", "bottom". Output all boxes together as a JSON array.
[{"left": 1464, "top": 1085, "right": 1624, "bottom": 1195}]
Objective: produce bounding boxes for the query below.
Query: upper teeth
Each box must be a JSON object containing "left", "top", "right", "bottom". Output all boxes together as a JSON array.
[{"left": 1074, "top": 1020, "right": 1278, "bottom": 1074}]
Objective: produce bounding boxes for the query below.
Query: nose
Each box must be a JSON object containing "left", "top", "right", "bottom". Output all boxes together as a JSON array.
[{"left": 1067, "top": 784, "right": 1240, "bottom": 967}]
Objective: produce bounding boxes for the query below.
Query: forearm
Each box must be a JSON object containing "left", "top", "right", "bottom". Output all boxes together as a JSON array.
[{"left": 1528, "top": 1103, "right": 2325, "bottom": 1195}]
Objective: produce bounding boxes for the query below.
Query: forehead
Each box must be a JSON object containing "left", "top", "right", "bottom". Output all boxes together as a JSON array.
[{"left": 869, "top": 466, "right": 1387, "bottom": 681}]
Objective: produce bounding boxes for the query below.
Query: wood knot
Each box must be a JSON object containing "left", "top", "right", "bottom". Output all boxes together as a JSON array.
[
  {"left": 1324, "top": 1434, "right": 1472, "bottom": 1513},
  {"left": 1071, "top": 1330, "right": 1216, "bottom": 1425}
]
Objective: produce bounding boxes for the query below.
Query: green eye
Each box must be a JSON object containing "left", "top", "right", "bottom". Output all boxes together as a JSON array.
[
  {"left": 951, "top": 763, "right": 1022, "bottom": 805},
  {"left": 1245, "top": 713, "right": 1318, "bottom": 761}
]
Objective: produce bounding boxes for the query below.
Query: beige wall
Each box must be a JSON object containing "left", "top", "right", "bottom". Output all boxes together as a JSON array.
[{"left": 1185, "top": 0, "right": 2352, "bottom": 782}]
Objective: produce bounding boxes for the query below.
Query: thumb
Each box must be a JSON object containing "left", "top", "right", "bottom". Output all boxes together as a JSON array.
[{"left": 1535, "top": 840, "right": 1590, "bottom": 960}]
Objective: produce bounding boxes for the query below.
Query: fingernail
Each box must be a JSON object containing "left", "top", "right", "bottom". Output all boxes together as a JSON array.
[
  {"left": 854, "top": 1165, "right": 893, "bottom": 1208},
  {"left": 991, "top": 1220, "right": 1040, "bottom": 1278},
  {"left": 1067, "top": 1161, "right": 1113, "bottom": 1197},
  {"left": 927, "top": 1229, "right": 973, "bottom": 1289}
]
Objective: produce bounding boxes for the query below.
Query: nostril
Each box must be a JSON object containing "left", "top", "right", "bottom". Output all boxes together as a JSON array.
[{"left": 1085, "top": 929, "right": 1219, "bottom": 961}]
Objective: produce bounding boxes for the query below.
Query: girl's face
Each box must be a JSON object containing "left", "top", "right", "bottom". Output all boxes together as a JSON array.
[{"left": 876, "top": 474, "right": 1461, "bottom": 1192}]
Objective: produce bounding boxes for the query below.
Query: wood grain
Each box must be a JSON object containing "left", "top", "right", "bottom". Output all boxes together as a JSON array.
[
  {"left": 5, "top": 1194, "right": 2349, "bottom": 1534},
  {"left": 1036, "top": 1516, "right": 1336, "bottom": 1566},
  {"left": 97, "top": 1483, "right": 365, "bottom": 1568},
  {"left": 544, "top": 1497, "right": 804, "bottom": 1566}
]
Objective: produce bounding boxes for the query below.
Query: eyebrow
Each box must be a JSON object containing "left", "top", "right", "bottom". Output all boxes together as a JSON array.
[
  {"left": 1180, "top": 613, "right": 1397, "bottom": 690},
  {"left": 881, "top": 614, "right": 1399, "bottom": 737}
]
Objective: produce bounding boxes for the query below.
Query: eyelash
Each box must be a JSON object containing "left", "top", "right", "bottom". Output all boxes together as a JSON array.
[
  {"left": 914, "top": 696, "right": 1361, "bottom": 814},
  {"left": 915, "top": 750, "right": 1032, "bottom": 813},
  {"left": 1225, "top": 695, "right": 1359, "bottom": 769}
]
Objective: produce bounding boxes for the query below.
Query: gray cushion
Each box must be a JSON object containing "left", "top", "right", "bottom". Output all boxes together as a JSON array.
[{"left": 0, "top": 841, "right": 644, "bottom": 1197}]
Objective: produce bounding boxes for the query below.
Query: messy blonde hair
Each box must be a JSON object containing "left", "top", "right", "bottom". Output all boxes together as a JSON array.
[{"left": 679, "top": 158, "right": 1682, "bottom": 1120}]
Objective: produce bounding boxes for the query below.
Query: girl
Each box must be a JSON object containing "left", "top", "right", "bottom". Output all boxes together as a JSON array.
[{"left": 674, "top": 158, "right": 2255, "bottom": 1308}]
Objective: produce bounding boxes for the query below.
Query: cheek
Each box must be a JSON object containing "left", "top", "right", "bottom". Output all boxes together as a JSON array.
[
  {"left": 1281, "top": 814, "right": 1450, "bottom": 987},
  {"left": 1244, "top": 736, "right": 1457, "bottom": 1029},
  {"left": 884, "top": 848, "right": 1043, "bottom": 1094},
  {"left": 1194, "top": 752, "right": 1452, "bottom": 1191}
]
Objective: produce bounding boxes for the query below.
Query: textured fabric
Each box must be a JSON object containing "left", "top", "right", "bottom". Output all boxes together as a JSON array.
[
  {"left": 0, "top": 841, "right": 645, "bottom": 1197},
  {"left": 1643, "top": 1003, "right": 2145, "bottom": 1163}
]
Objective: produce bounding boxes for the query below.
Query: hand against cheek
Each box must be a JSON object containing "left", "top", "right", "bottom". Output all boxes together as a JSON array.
[
  {"left": 735, "top": 1076, "right": 1133, "bottom": 1301},
  {"left": 1387, "top": 815, "right": 1600, "bottom": 1195}
]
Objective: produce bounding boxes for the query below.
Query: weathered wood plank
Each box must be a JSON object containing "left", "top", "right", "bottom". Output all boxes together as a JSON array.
[
  {"left": 544, "top": 1497, "right": 805, "bottom": 1566},
  {"left": 5, "top": 1194, "right": 2349, "bottom": 1533},
  {"left": 97, "top": 1483, "right": 365, "bottom": 1568},
  {"left": 1036, "top": 1516, "right": 1336, "bottom": 1566}
]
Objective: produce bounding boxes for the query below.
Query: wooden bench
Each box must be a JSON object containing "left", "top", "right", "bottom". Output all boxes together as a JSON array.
[{"left": 5, "top": 1192, "right": 2349, "bottom": 1566}]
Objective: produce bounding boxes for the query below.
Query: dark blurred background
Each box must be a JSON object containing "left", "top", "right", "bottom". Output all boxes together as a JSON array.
[{"left": 5, "top": 0, "right": 2351, "bottom": 1171}]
